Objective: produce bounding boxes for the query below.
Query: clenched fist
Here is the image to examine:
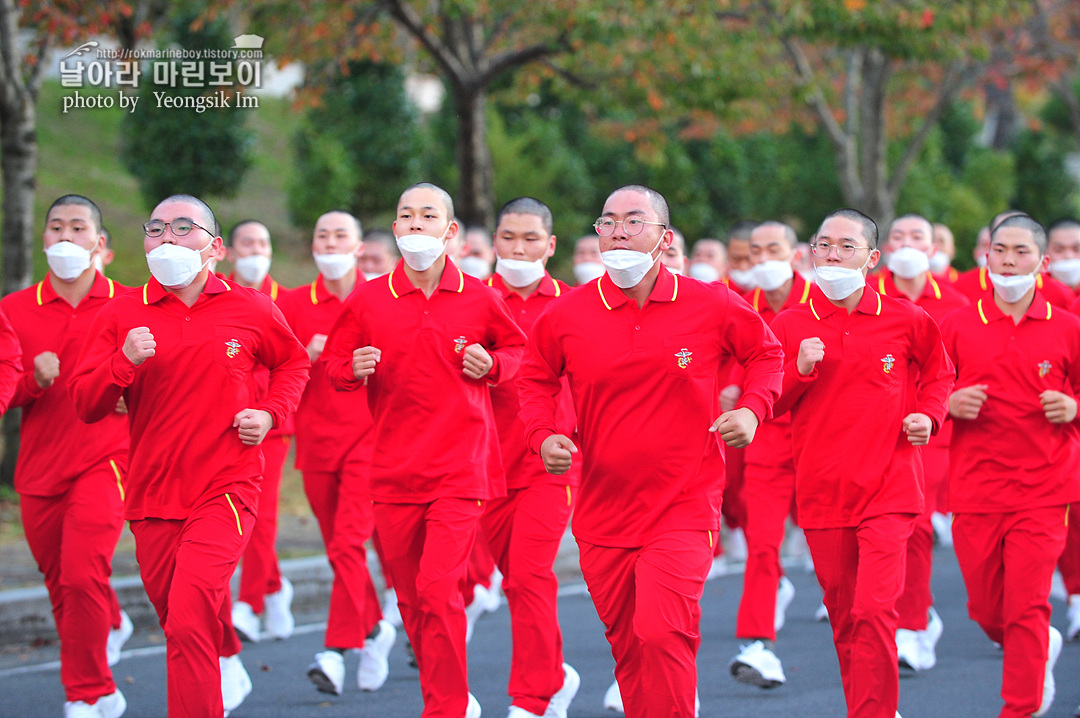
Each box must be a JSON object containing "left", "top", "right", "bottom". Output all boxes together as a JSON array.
[
  {"left": 352, "top": 346, "right": 382, "bottom": 380},
  {"left": 462, "top": 344, "right": 493, "bottom": 380},
  {"left": 540, "top": 434, "right": 578, "bottom": 475},
  {"left": 233, "top": 408, "right": 273, "bottom": 446},
  {"left": 123, "top": 327, "right": 156, "bottom": 366},
  {"left": 797, "top": 337, "right": 825, "bottom": 376},
  {"left": 33, "top": 351, "right": 60, "bottom": 388}
]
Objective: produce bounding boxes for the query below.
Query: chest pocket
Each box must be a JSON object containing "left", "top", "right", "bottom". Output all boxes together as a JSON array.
[
  {"left": 211, "top": 327, "right": 257, "bottom": 373},
  {"left": 662, "top": 334, "right": 715, "bottom": 379},
  {"left": 441, "top": 324, "right": 484, "bottom": 369}
]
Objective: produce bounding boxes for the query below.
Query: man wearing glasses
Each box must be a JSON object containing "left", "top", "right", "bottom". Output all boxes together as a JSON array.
[
  {"left": 769, "top": 208, "right": 954, "bottom": 718},
  {"left": 70, "top": 194, "right": 310, "bottom": 718},
  {"left": 517, "top": 185, "right": 783, "bottom": 717}
]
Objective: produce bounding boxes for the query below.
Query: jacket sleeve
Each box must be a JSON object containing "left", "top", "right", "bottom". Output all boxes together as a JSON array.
[
  {"left": 770, "top": 313, "right": 818, "bottom": 418},
  {"left": 912, "top": 308, "right": 955, "bottom": 434},
  {"left": 68, "top": 305, "right": 135, "bottom": 423},
  {"left": 322, "top": 296, "right": 368, "bottom": 392},
  {"left": 517, "top": 307, "right": 566, "bottom": 455},
  {"left": 0, "top": 309, "right": 21, "bottom": 414},
  {"left": 253, "top": 301, "right": 310, "bottom": 429},
  {"left": 482, "top": 292, "right": 528, "bottom": 386},
  {"left": 719, "top": 289, "right": 784, "bottom": 424}
]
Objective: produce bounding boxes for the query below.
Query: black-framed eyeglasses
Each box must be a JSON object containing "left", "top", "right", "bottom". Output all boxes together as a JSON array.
[
  {"left": 809, "top": 240, "right": 872, "bottom": 260},
  {"left": 143, "top": 218, "right": 214, "bottom": 239},
  {"left": 593, "top": 217, "right": 666, "bottom": 237}
]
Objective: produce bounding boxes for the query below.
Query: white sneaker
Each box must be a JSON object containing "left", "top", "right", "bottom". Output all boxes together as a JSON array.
[
  {"left": 507, "top": 708, "right": 542, "bottom": 718},
  {"left": 896, "top": 628, "right": 923, "bottom": 671},
  {"left": 95, "top": 691, "right": 127, "bottom": 718},
  {"left": 466, "top": 691, "right": 483, "bottom": 718},
  {"left": 1034, "top": 626, "right": 1062, "bottom": 717},
  {"left": 358, "top": 620, "right": 396, "bottom": 691},
  {"left": 64, "top": 690, "right": 127, "bottom": 718},
  {"left": 1051, "top": 570, "right": 1068, "bottom": 602},
  {"left": 726, "top": 527, "right": 748, "bottom": 563},
  {"left": 106, "top": 610, "right": 133, "bottom": 666},
  {"left": 382, "top": 588, "right": 403, "bottom": 629},
  {"left": 729, "top": 640, "right": 786, "bottom": 688},
  {"left": 602, "top": 680, "right": 624, "bottom": 713},
  {"left": 507, "top": 707, "right": 543, "bottom": 718},
  {"left": 465, "top": 584, "right": 494, "bottom": 644},
  {"left": 706, "top": 556, "right": 728, "bottom": 581},
  {"left": 774, "top": 576, "right": 796, "bottom": 633},
  {"left": 231, "top": 601, "right": 261, "bottom": 643},
  {"left": 220, "top": 654, "right": 252, "bottom": 713},
  {"left": 815, "top": 602, "right": 830, "bottom": 622},
  {"left": 930, "top": 512, "right": 953, "bottom": 547},
  {"left": 542, "top": 663, "right": 580, "bottom": 718},
  {"left": 307, "top": 650, "right": 345, "bottom": 695},
  {"left": 917, "top": 606, "right": 943, "bottom": 670},
  {"left": 1066, "top": 594, "right": 1080, "bottom": 641},
  {"left": 263, "top": 577, "right": 295, "bottom": 640}
]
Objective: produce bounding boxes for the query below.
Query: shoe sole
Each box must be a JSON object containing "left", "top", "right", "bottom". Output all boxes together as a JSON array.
[
  {"left": 306, "top": 667, "right": 342, "bottom": 695},
  {"left": 730, "top": 662, "right": 783, "bottom": 689},
  {"left": 898, "top": 657, "right": 919, "bottom": 672}
]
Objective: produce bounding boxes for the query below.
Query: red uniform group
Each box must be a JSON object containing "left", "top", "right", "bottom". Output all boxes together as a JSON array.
[{"left": 7, "top": 188, "right": 1080, "bottom": 718}]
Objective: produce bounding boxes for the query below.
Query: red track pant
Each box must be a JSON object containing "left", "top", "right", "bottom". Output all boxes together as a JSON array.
[
  {"left": 805, "top": 513, "right": 915, "bottom": 718},
  {"left": 236, "top": 436, "right": 289, "bottom": 611},
  {"left": 578, "top": 530, "right": 714, "bottom": 718},
  {"left": 1058, "top": 504, "right": 1080, "bottom": 596},
  {"left": 20, "top": 460, "right": 125, "bottom": 703},
  {"left": 303, "top": 459, "right": 381, "bottom": 648},
  {"left": 463, "top": 530, "right": 497, "bottom": 606},
  {"left": 736, "top": 457, "right": 795, "bottom": 641},
  {"left": 131, "top": 493, "right": 255, "bottom": 718},
  {"left": 482, "top": 483, "right": 573, "bottom": 715},
  {"left": 897, "top": 445, "right": 948, "bottom": 631},
  {"left": 952, "top": 507, "right": 1068, "bottom": 718},
  {"left": 374, "top": 498, "right": 483, "bottom": 718}
]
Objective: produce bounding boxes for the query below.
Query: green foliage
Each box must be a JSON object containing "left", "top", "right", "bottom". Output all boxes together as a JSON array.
[
  {"left": 287, "top": 61, "right": 423, "bottom": 229},
  {"left": 120, "top": 10, "right": 254, "bottom": 211},
  {"left": 896, "top": 107, "right": 1017, "bottom": 269},
  {"left": 1011, "top": 129, "right": 1080, "bottom": 224}
]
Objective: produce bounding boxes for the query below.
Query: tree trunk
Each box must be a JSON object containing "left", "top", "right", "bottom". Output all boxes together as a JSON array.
[
  {"left": 0, "top": 87, "right": 37, "bottom": 487},
  {"left": 452, "top": 85, "right": 494, "bottom": 229}
]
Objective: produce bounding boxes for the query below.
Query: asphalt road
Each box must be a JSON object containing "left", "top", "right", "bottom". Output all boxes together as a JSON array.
[{"left": 2, "top": 547, "right": 1078, "bottom": 717}]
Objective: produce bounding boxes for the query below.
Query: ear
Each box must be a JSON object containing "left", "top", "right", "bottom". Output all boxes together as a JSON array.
[
  {"left": 444, "top": 219, "right": 459, "bottom": 244},
  {"left": 866, "top": 248, "right": 881, "bottom": 272},
  {"left": 545, "top": 235, "right": 557, "bottom": 260}
]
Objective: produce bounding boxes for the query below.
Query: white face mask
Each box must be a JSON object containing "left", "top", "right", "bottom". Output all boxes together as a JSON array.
[
  {"left": 314, "top": 252, "right": 357, "bottom": 281},
  {"left": 989, "top": 264, "right": 1041, "bottom": 303},
  {"left": 975, "top": 253, "right": 988, "bottom": 268},
  {"left": 752, "top": 260, "right": 794, "bottom": 292},
  {"left": 146, "top": 239, "right": 213, "bottom": 289},
  {"left": 363, "top": 271, "right": 385, "bottom": 281},
  {"left": 1049, "top": 258, "right": 1080, "bottom": 288},
  {"left": 45, "top": 241, "right": 93, "bottom": 281},
  {"left": 688, "top": 262, "right": 721, "bottom": 283},
  {"left": 233, "top": 254, "right": 271, "bottom": 285},
  {"left": 573, "top": 261, "right": 605, "bottom": 284},
  {"left": 495, "top": 256, "right": 545, "bottom": 288},
  {"left": 728, "top": 267, "right": 756, "bottom": 288},
  {"left": 396, "top": 224, "right": 450, "bottom": 272},
  {"left": 928, "top": 251, "right": 951, "bottom": 274},
  {"left": 886, "top": 246, "right": 931, "bottom": 279},
  {"left": 814, "top": 252, "right": 873, "bottom": 301},
  {"left": 459, "top": 255, "right": 492, "bottom": 279},
  {"left": 601, "top": 235, "right": 663, "bottom": 289}
]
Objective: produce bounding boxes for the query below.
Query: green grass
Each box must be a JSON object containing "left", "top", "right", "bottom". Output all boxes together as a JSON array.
[{"left": 5, "top": 80, "right": 316, "bottom": 289}]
